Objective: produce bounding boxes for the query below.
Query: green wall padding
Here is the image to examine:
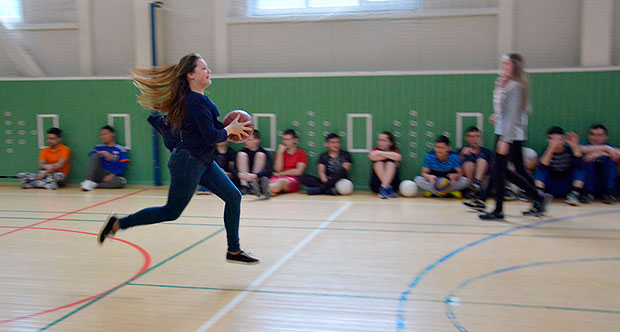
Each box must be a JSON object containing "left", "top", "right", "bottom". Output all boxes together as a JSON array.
[{"left": 1, "top": 70, "right": 618, "bottom": 189}]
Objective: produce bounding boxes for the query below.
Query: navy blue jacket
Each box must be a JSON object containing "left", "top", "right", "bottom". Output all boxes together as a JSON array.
[{"left": 148, "top": 91, "right": 228, "bottom": 165}]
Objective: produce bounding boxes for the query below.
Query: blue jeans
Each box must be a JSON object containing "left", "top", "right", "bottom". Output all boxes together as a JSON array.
[
  {"left": 535, "top": 166, "right": 585, "bottom": 198},
  {"left": 119, "top": 148, "right": 242, "bottom": 252},
  {"left": 584, "top": 157, "right": 617, "bottom": 196}
]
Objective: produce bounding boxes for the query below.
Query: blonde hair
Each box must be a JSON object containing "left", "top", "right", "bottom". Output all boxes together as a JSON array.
[
  {"left": 131, "top": 53, "right": 202, "bottom": 130},
  {"left": 503, "top": 52, "right": 529, "bottom": 107}
]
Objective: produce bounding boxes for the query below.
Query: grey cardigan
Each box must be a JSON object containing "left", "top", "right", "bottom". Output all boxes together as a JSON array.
[{"left": 494, "top": 80, "right": 529, "bottom": 143}]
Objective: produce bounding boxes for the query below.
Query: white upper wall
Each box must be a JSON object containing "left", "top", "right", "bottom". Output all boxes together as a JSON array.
[
  {"left": 614, "top": 0, "right": 620, "bottom": 65},
  {"left": 0, "top": 0, "right": 618, "bottom": 77},
  {"left": 514, "top": 0, "right": 582, "bottom": 68},
  {"left": 92, "top": 0, "right": 135, "bottom": 76},
  {"left": 228, "top": 16, "right": 497, "bottom": 73},
  {"left": 161, "top": 0, "right": 216, "bottom": 69}
]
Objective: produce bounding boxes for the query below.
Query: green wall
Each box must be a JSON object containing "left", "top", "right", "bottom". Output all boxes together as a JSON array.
[{"left": 1, "top": 70, "right": 618, "bottom": 188}]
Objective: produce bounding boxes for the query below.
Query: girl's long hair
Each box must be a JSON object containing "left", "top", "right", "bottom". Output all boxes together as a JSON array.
[
  {"left": 504, "top": 52, "right": 529, "bottom": 108},
  {"left": 131, "top": 53, "right": 202, "bottom": 130}
]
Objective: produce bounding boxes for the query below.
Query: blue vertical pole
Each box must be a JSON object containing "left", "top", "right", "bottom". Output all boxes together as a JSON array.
[{"left": 150, "top": 2, "right": 162, "bottom": 186}]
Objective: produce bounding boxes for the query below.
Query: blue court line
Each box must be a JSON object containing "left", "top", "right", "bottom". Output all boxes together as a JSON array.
[
  {"left": 395, "top": 208, "right": 620, "bottom": 332},
  {"left": 2, "top": 216, "right": 620, "bottom": 241},
  {"left": 445, "top": 257, "right": 620, "bottom": 332},
  {"left": 38, "top": 227, "right": 225, "bottom": 331},
  {"left": 3, "top": 208, "right": 620, "bottom": 232}
]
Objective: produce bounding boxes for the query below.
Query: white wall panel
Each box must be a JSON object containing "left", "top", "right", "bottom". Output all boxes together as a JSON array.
[
  {"left": 514, "top": 0, "right": 581, "bottom": 68},
  {"left": 1, "top": 0, "right": 618, "bottom": 77},
  {"left": 229, "top": 16, "right": 497, "bottom": 73},
  {"left": 613, "top": 0, "right": 620, "bottom": 65},
  {"left": 92, "top": 0, "right": 134, "bottom": 75},
  {"left": 162, "top": 0, "right": 216, "bottom": 68},
  {"left": 12, "top": 30, "right": 80, "bottom": 76}
]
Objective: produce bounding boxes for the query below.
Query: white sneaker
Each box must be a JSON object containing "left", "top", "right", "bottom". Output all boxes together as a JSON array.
[{"left": 80, "top": 180, "right": 97, "bottom": 191}]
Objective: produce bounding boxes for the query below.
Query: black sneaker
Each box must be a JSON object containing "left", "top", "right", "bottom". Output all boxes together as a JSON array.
[
  {"left": 504, "top": 187, "right": 517, "bottom": 201},
  {"left": 602, "top": 193, "right": 617, "bottom": 204},
  {"left": 464, "top": 199, "right": 486, "bottom": 212},
  {"left": 250, "top": 180, "right": 262, "bottom": 198},
  {"left": 240, "top": 185, "right": 255, "bottom": 196},
  {"left": 579, "top": 193, "right": 593, "bottom": 204},
  {"left": 98, "top": 213, "right": 118, "bottom": 245},
  {"left": 523, "top": 207, "right": 542, "bottom": 217},
  {"left": 479, "top": 211, "right": 504, "bottom": 221},
  {"left": 471, "top": 181, "right": 481, "bottom": 193},
  {"left": 226, "top": 251, "right": 260, "bottom": 265},
  {"left": 260, "top": 176, "right": 271, "bottom": 200},
  {"left": 565, "top": 191, "right": 579, "bottom": 206},
  {"left": 541, "top": 193, "right": 553, "bottom": 211},
  {"left": 523, "top": 193, "right": 552, "bottom": 217}
]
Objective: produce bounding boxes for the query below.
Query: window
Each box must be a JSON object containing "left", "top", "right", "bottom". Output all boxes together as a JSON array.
[
  {"left": 0, "top": 0, "right": 22, "bottom": 23},
  {"left": 249, "top": 0, "right": 420, "bottom": 17}
]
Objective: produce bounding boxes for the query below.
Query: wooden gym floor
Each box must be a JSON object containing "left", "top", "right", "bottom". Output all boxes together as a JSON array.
[{"left": 0, "top": 184, "right": 619, "bottom": 331}]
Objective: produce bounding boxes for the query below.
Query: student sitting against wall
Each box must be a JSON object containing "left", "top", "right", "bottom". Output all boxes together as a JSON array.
[
  {"left": 234, "top": 129, "right": 272, "bottom": 198},
  {"left": 415, "top": 135, "right": 469, "bottom": 198},
  {"left": 578, "top": 124, "right": 618, "bottom": 204},
  {"left": 458, "top": 126, "right": 491, "bottom": 198},
  {"left": 18, "top": 127, "right": 71, "bottom": 190},
  {"left": 197, "top": 141, "right": 236, "bottom": 195},
  {"left": 269, "top": 129, "right": 307, "bottom": 196},
  {"left": 302, "top": 133, "right": 353, "bottom": 195},
  {"left": 369, "top": 131, "right": 401, "bottom": 199},
  {"left": 466, "top": 144, "right": 540, "bottom": 209},
  {"left": 534, "top": 126, "right": 586, "bottom": 206},
  {"left": 80, "top": 125, "right": 129, "bottom": 191}
]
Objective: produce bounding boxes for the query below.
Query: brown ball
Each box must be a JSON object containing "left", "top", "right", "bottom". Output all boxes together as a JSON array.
[{"left": 222, "top": 110, "right": 254, "bottom": 143}]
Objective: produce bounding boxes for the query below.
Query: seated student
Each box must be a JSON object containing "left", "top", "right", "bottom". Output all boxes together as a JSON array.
[
  {"left": 415, "top": 135, "right": 469, "bottom": 198},
  {"left": 505, "top": 146, "right": 539, "bottom": 200},
  {"left": 18, "top": 127, "right": 71, "bottom": 190},
  {"left": 80, "top": 125, "right": 129, "bottom": 191},
  {"left": 458, "top": 126, "right": 491, "bottom": 196},
  {"left": 578, "top": 124, "right": 618, "bottom": 204},
  {"left": 369, "top": 131, "right": 401, "bottom": 199},
  {"left": 302, "top": 133, "right": 353, "bottom": 195},
  {"left": 269, "top": 129, "right": 307, "bottom": 196},
  {"left": 234, "top": 129, "right": 272, "bottom": 198},
  {"left": 466, "top": 144, "right": 540, "bottom": 209},
  {"left": 522, "top": 146, "right": 539, "bottom": 174},
  {"left": 197, "top": 141, "right": 236, "bottom": 195},
  {"left": 534, "top": 126, "right": 586, "bottom": 205}
]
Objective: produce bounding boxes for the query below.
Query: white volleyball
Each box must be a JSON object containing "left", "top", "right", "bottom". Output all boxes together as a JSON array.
[
  {"left": 399, "top": 180, "right": 418, "bottom": 197},
  {"left": 335, "top": 179, "right": 354, "bottom": 195}
]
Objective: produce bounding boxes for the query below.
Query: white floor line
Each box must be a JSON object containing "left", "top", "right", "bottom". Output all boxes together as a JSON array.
[{"left": 193, "top": 202, "right": 352, "bottom": 332}]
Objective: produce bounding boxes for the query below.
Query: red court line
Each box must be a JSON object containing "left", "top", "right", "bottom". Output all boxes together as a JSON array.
[
  {"left": 0, "top": 226, "right": 151, "bottom": 325},
  {"left": 0, "top": 188, "right": 149, "bottom": 238}
]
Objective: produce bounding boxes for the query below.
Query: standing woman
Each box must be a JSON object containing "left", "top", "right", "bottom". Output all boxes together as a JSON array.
[
  {"left": 98, "top": 53, "right": 259, "bottom": 265},
  {"left": 479, "top": 53, "right": 550, "bottom": 220}
]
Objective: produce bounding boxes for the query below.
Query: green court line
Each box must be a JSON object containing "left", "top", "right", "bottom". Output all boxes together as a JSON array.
[
  {"left": 0, "top": 211, "right": 618, "bottom": 233},
  {"left": 127, "top": 282, "right": 404, "bottom": 302},
  {"left": 2, "top": 216, "right": 619, "bottom": 241},
  {"left": 456, "top": 300, "right": 620, "bottom": 315},
  {"left": 126, "top": 282, "right": 620, "bottom": 316}
]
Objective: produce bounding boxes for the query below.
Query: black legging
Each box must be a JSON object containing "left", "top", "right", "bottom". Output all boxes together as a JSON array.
[{"left": 484, "top": 137, "right": 541, "bottom": 213}]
